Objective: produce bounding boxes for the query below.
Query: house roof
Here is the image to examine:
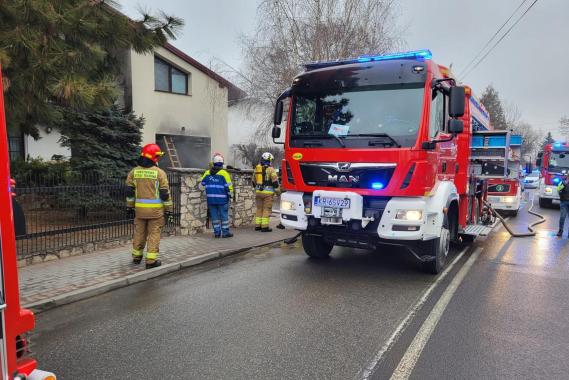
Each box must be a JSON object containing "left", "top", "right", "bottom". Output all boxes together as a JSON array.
[{"left": 163, "top": 43, "right": 246, "bottom": 103}]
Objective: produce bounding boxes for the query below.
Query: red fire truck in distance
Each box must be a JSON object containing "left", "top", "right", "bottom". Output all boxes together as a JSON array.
[
  {"left": 0, "top": 67, "right": 56, "bottom": 378},
  {"left": 537, "top": 142, "right": 569, "bottom": 208},
  {"left": 272, "top": 49, "right": 495, "bottom": 274}
]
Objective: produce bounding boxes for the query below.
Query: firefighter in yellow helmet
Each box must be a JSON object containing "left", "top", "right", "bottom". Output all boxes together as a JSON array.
[
  {"left": 253, "top": 152, "right": 279, "bottom": 232},
  {"left": 126, "top": 143, "right": 173, "bottom": 269}
]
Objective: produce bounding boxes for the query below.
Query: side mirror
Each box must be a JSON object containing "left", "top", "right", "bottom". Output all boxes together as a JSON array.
[
  {"left": 448, "top": 119, "right": 464, "bottom": 134},
  {"left": 272, "top": 126, "right": 281, "bottom": 139},
  {"left": 449, "top": 86, "right": 465, "bottom": 118},
  {"left": 536, "top": 158, "right": 542, "bottom": 167},
  {"left": 274, "top": 100, "right": 284, "bottom": 126}
]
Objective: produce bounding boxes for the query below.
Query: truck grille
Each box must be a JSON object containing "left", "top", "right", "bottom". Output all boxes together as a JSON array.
[{"left": 299, "top": 162, "right": 396, "bottom": 189}]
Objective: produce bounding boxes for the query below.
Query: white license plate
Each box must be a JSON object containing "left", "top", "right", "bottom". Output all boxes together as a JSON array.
[
  {"left": 488, "top": 196, "right": 501, "bottom": 203},
  {"left": 314, "top": 196, "right": 351, "bottom": 209}
]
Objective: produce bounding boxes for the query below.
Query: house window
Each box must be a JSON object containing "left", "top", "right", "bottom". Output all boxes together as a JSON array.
[
  {"left": 8, "top": 132, "right": 25, "bottom": 161},
  {"left": 154, "top": 56, "right": 189, "bottom": 95}
]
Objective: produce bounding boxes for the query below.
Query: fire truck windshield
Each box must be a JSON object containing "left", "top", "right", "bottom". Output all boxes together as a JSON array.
[
  {"left": 549, "top": 152, "right": 569, "bottom": 171},
  {"left": 290, "top": 84, "right": 424, "bottom": 148}
]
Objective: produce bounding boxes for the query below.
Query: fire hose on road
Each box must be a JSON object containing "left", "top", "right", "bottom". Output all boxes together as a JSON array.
[{"left": 483, "top": 195, "right": 546, "bottom": 237}]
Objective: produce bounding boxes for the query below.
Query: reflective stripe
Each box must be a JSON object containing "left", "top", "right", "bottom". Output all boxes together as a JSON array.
[
  {"left": 131, "top": 249, "right": 143, "bottom": 257},
  {"left": 136, "top": 198, "right": 162, "bottom": 204},
  {"left": 133, "top": 169, "right": 158, "bottom": 179},
  {"left": 146, "top": 252, "right": 158, "bottom": 260},
  {"left": 163, "top": 201, "right": 173, "bottom": 206},
  {"left": 207, "top": 194, "right": 227, "bottom": 198},
  {"left": 256, "top": 190, "right": 275, "bottom": 195},
  {"left": 126, "top": 197, "right": 135, "bottom": 202},
  {"left": 135, "top": 203, "right": 164, "bottom": 208},
  {"left": 205, "top": 184, "right": 227, "bottom": 189}
]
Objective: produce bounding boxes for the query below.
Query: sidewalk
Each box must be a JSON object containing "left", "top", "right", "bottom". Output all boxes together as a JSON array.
[{"left": 19, "top": 221, "right": 296, "bottom": 312}]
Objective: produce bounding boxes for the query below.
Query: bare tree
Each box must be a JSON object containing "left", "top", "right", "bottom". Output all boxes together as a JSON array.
[
  {"left": 559, "top": 116, "right": 569, "bottom": 140},
  {"left": 234, "top": 142, "right": 284, "bottom": 169},
  {"left": 505, "top": 104, "right": 542, "bottom": 163},
  {"left": 238, "top": 0, "right": 404, "bottom": 136}
]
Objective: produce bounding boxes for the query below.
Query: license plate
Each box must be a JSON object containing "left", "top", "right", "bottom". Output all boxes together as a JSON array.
[
  {"left": 488, "top": 196, "right": 501, "bottom": 203},
  {"left": 314, "top": 196, "right": 351, "bottom": 209}
]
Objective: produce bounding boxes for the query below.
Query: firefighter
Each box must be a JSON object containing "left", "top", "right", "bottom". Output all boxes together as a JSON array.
[
  {"left": 557, "top": 176, "right": 569, "bottom": 237},
  {"left": 254, "top": 152, "right": 279, "bottom": 232},
  {"left": 126, "top": 143, "right": 173, "bottom": 268},
  {"left": 201, "top": 153, "right": 234, "bottom": 238}
]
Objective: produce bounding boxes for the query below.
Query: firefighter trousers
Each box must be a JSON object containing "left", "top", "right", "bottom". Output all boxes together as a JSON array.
[
  {"left": 132, "top": 217, "right": 164, "bottom": 263},
  {"left": 255, "top": 192, "right": 274, "bottom": 228}
]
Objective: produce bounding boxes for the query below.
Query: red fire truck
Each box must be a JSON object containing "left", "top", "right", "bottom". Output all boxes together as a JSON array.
[
  {"left": 537, "top": 142, "right": 569, "bottom": 208},
  {"left": 272, "top": 49, "right": 504, "bottom": 273},
  {"left": 0, "top": 68, "right": 55, "bottom": 378}
]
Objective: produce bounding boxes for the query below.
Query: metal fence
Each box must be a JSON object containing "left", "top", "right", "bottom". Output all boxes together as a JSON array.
[{"left": 13, "top": 171, "right": 181, "bottom": 259}]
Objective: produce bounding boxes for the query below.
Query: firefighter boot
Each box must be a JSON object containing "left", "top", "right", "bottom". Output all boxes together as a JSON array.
[{"left": 146, "top": 259, "right": 162, "bottom": 269}]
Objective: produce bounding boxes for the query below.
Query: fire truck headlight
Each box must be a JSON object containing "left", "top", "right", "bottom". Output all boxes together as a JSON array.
[
  {"left": 544, "top": 187, "right": 553, "bottom": 195},
  {"left": 281, "top": 200, "right": 296, "bottom": 211},
  {"left": 395, "top": 210, "right": 423, "bottom": 221},
  {"left": 501, "top": 196, "right": 517, "bottom": 203}
]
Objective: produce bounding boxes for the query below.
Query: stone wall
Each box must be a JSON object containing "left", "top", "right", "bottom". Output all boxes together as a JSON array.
[{"left": 172, "top": 168, "right": 256, "bottom": 235}]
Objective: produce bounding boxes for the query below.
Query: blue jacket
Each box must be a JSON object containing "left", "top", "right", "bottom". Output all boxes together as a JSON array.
[{"left": 201, "top": 168, "right": 232, "bottom": 205}]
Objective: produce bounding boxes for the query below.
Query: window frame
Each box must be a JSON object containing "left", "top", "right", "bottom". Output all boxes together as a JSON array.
[{"left": 154, "top": 56, "right": 190, "bottom": 95}]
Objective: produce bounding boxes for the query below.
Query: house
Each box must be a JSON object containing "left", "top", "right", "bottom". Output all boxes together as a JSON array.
[{"left": 11, "top": 43, "right": 243, "bottom": 170}]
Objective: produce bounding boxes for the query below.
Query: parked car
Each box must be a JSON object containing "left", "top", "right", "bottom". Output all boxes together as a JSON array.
[{"left": 524, "top": 171, "right": 540, "bottom": 189}]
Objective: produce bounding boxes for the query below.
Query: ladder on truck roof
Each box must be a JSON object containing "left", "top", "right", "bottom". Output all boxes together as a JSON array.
[{"left": 163, "top": 135, "right": 181, "bottom": 168}]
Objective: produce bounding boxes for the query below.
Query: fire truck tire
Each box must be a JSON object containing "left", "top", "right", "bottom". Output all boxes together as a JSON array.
[
  {"left": 511, "top": 209, "right": 519, "bottom": 217},
  {"left": 422, "top": 222, "right": 450, "bottom": 275},
  {"left": 539, "top": 197, "right": 552, "bottom": 209},
  {"left": 302, "top": 233, "right": 333, "bottom": 259}
]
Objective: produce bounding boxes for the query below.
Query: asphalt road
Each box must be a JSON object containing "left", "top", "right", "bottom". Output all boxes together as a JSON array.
[{"left": 31, "top": 191, "right": 568, "bottom": 379}]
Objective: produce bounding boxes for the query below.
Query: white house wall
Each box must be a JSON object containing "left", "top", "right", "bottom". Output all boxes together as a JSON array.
[
  {"left": 26, "top": 127, "right": 70, "bottom": 160},
  {"left": 129, "top": 46, "right": 229, "bottom": 160}
]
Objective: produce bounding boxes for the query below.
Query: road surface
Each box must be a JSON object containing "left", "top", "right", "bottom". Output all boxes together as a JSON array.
[{"left": 32, "top": 191, "right": 569, "bottom": 379}]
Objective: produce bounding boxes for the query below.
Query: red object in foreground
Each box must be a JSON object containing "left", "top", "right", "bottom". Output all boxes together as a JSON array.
[{"left": 0, "top": 67, "right": 55, "bottom": 379}]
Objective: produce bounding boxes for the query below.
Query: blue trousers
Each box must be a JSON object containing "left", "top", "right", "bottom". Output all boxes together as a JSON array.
[
  {"left": 560, "top": 200, "right": 569, "bottom": 233},
  {"left": 209, "top": 203, "right": 230, "bottom": 236}
]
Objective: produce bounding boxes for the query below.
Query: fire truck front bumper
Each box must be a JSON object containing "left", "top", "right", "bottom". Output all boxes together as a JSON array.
[
  {"left": 279, "top": 191, "right": 443, "bottom": 242},
  {"left": 20, "top": 369, "right": 56, "bottom": 380},
  {"left": 487, "top": 195, "right": 521, "bottom": 212}
]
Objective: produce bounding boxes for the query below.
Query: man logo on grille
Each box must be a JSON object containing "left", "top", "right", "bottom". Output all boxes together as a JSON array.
[{"left": 337, "top": 163, "right": 351, "bottom": 171}]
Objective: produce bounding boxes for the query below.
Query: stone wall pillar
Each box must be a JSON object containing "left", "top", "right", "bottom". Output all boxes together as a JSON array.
[{"left": 171, "top": 168, "right": 255, "bottom": 235}]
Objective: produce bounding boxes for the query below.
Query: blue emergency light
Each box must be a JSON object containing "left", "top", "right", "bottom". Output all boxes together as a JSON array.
[
  {"left": 371, "top": 182, "right": 385, "bottom": 190},
  {"left": 304, "top": 49, "right": 432, "bottom": 71},
  {"left": 553, "top": 177, "right": 562, "bottom": 185}
]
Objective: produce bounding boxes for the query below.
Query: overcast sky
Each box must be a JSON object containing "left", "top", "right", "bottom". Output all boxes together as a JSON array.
[{"left": 120, "top": 0, "right": 567, "bottom": 138}]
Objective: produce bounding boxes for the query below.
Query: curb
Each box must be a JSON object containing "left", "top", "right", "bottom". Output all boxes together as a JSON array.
[{"left": 24, "top": 237, "right": 292, "bottom": 314}]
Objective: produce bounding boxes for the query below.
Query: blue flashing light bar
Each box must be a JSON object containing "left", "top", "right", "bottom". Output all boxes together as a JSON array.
[
  {"left": 553, "top": 177, "right": 562, "bottom": 185},
  {"left": 304, "top": 49, "right": 432, "bottom": 71},
  {"left": 371, "top": 182, "right": 385, "bottom": 190}
]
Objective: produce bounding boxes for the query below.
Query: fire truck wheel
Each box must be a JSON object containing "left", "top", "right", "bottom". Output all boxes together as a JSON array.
[
  {"left": 511, "top": 209, "right": 519, "bottom": 217},
  {"left": 422, "top": 223, "right": 450, "bottom": 275},
  {"left": 539, "top": 197, "right": 552, "bottom": 209},
  {"left": 302, "top": 233, "right": 333, "bottom": 259}
]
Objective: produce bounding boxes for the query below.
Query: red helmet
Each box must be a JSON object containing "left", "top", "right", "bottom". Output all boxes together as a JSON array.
[{"left": 141, "top": 144, "right": 164, "bottom": 163}]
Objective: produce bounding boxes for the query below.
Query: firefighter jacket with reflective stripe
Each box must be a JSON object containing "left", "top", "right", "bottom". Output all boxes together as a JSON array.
[
  {"left": 126, "top": 166, "right": 173, "bottom": 219},
  {"left": 253, "top": 164, "right": 279, "bottom": 194},
  {"left": 201, "top": 168, "right": 233, "bottom": 205},
  {"left": 558, "top": 180, "right": 569, "bottom": 201}
]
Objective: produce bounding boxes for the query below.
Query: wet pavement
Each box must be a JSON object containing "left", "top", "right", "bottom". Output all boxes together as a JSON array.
[{"left": 31, "top": 191, "right": 569, "bottom": 379}]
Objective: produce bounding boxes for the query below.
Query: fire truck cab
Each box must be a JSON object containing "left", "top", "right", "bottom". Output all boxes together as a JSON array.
[
  {"left": 537, "top": 142, "right": 569, "bottom": 208},
  {"left": 273, "top": 50, "right": 495, "bottom": 274}
]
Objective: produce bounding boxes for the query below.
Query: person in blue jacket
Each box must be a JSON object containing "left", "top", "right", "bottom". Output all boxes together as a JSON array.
[{"left": 201, "top": 153, "right": 233, "bottom": 238}]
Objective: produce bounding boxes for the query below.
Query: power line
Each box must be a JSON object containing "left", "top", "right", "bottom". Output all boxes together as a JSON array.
[
  {"left": 461, "top": 0, "right": 539, "bottom": 80},
  {"left": 458, "top": 0, "right": 529, "bottom": 78}
]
